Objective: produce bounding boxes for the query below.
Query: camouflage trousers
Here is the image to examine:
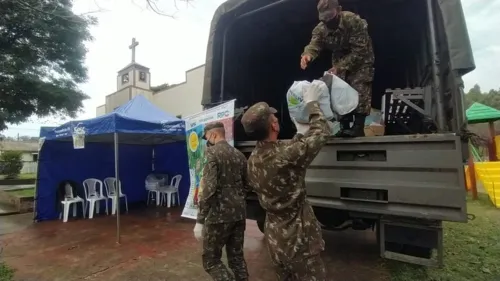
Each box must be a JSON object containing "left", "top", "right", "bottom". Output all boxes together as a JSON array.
[
  {"left": 202, "top": 220, "right": 249, "bottom": 281},
  {"left": 341, "top": 67, "right": 374, "bottom": 115},
  {"left": 270, "top": 254, "right": 327, "bottom": 281}
]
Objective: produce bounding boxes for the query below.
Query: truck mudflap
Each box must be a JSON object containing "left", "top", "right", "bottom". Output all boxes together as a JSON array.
[{"left": 237, "top": 133, "right": 468, "bottom": 223}]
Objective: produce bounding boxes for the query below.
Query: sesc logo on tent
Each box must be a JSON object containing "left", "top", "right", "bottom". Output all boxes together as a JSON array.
[
  {"left": 73, "top": 123, "right": 86, "bottom": 135},
  {"left": 217, "top": 110, "right": 230, "bottom": 119},
  {"left": 161, "top": 121, "right": 172, "bottom": 131}
]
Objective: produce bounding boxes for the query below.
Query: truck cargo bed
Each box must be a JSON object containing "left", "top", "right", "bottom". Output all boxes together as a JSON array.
[{"left": 237, "top": 133, "right": 467, "bottom": 222}]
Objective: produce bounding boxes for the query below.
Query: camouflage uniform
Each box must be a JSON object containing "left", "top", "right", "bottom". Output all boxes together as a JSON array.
[
  {"left": 241, "top": 102, "right": 330, "bottom": 280},
  {"left": 303, "top": 1, "right": 375, "bottom": 115},
  {"left": 197, "top": 122, "right": 250, "bottom": 281}
]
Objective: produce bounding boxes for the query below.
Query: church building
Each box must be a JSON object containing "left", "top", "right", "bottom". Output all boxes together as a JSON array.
[{"left": 96, "top": 38, "right": 205, "bottom": 119}]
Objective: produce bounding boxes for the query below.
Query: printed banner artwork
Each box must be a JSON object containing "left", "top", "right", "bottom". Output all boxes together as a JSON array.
[
  {"left": 181, "top": 100, "right": 236, "bottom": 219},
  {"left": 72, "top": 123, "right": 86, "bottom": 149}
]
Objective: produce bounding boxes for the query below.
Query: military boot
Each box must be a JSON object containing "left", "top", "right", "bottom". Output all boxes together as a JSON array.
[
  {"left": 342, "top": 114, "right": 366, "bottom": 137},
  {"left": 334, "top": 115, "right": 353, "bottom": 137}
]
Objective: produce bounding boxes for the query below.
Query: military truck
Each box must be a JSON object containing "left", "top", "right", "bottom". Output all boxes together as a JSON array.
[{"left": 201, "top": 0, "right": 475, "bottom": 266}]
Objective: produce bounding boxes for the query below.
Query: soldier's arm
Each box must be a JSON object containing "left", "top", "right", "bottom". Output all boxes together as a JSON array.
[
  {"left": 239, "top": 154, "right": 252, "bottom": 194},
  {"left": 196, "top": 149, "right": 218, "bottom": 224},
  {"left": 336, "top": 17, "right": 372, "bottom": 72},
  {"left": 284, "top": 101, "right": 330, "bottom": 168},
  {"left": 302, "top": 24, "right": 325, "bottom": 60}
]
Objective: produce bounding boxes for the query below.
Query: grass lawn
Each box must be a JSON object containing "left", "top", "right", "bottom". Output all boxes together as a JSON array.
[
  {"left": 388, "top": 194, "right": 500, "bottom": 281},
  {"left": 17, "top": 173, "right": 36, "bottom": 180},
  {"left": 0, "top": 262, "right": 14, "bottom": 281},
  {"left": 0, "top": 173, "right": 36, "bottom": 180},
  {"left": 5, "top": 187, "right": 35, "bottom": 197}
]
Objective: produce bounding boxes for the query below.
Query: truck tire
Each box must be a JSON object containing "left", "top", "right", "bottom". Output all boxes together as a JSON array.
[{"left": 257, "top": 217, "right": 265, "bottom": 233}]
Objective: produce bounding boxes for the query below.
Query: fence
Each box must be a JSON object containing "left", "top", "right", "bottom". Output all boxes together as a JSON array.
[
  {"left": 0, "top": 161, "right": 37, "bottom": 175},
  {"left": 21, "top": 161, "right": 37, "bottom": 174}
]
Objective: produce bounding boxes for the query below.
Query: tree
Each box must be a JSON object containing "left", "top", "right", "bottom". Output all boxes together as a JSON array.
[
  {"left": 464, "top": 84, "right": 500, "bottom": 109},
  {"left": 0, "top": 0, "right": 96, "bottom": 131},
  {"left": 0, "top": 151, "right": 23, "bottom": 179}
]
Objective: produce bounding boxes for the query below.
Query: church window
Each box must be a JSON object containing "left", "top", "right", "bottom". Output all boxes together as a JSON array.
[
  {"left": 139, "top": 71, "right": 146, "bottom": 82},
  {"left": 121, "top": 73, "right": 129, "bottom": 84}
]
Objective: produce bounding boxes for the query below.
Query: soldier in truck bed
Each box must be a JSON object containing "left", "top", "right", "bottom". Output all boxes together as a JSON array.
[{"left": 301, "top": 0, "right": 375, "bottom": 138}]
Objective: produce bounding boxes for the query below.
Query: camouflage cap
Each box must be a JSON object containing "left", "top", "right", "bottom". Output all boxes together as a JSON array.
[
  {"left": 241, "top": 102, "right": 277, "bottom": 134},
  {"left": 317, "top": 0, "right": 339, "bottom": 21},
  {"left": 203, "top": 121, "right": 225, "bottom": 135}
]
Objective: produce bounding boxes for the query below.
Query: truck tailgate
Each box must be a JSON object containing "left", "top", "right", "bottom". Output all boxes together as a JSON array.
[{"left": 237, "top": 133, "right": 467, "bottom": 222}]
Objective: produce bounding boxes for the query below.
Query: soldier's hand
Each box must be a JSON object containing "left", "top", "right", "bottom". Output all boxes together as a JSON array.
[
  {"left": 327, "top": 66, "right": 337, "bottom": 75},
  {"left": 300, "top": 55, "right": 312, "bottom": 70},
  {"left": 193, "top": 223, "right": 204, "bottom": 241},
  {"left": 303, "top": 82, "right": 323, "bottom": 104},
  {"left": 292, "top": 118, "right": 310, "bottom": 135}
]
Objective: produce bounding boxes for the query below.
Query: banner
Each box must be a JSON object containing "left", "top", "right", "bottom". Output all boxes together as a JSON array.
[
  {"left": 181, "top": 100, "right": 236, "bottom": 219},
  {"left": 72, "top": 123, "right": 85, "bottom": 149}
]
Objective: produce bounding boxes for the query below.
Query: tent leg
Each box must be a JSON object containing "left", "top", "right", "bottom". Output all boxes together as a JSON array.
[{"left": 114, "top": 132, "right": 121, "bottom": 244}]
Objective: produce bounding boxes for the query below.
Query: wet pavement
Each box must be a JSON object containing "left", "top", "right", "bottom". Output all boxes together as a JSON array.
[
  {"left": 0, "top": 185, "right": 34, "bottom": 191},
  {"left": 0, "top": 208, "right": 390, "bottom": 281},
  {"left": 0, "top": 202, "right": 18, "bottom": 215},
  {"left": 0, "top": 213, "right": 33, "bottom": 235}
]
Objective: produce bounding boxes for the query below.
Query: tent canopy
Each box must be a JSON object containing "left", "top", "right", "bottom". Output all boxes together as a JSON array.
[
  {"left": 36, "top": 96, "right": 190, "bottom": 222},
  {"left": 43, "top": 95, "right": 185, "bottom": 144},
  {"left": 466, "top": 102, "right": 500, "bottom": 124}
]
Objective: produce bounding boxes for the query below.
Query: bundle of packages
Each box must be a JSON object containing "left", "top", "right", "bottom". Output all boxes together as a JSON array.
[
  {"left": 286, "top": 80, "right": 334, "bottom": 124},
  {"left": 320, "top": 72, "right": 359, "bottom": 116},
  {"left": 286, "top": 73, "right": 360, "bottom": 135}
]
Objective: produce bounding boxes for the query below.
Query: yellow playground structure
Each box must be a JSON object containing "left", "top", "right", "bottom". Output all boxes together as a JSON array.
[
  {"left": 464, "top": 103, "right": 500, "bottom": 208},
  {"left": 464, "top": 135, "right": 500, "bottom": 208}
]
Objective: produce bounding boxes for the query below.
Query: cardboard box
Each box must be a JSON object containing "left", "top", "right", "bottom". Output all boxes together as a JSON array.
[{"left": 364, "top": 125, "right": 385, "bottom": 137}]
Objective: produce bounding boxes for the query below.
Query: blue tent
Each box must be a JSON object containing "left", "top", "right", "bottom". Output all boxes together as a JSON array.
[{"left": 36, "top": 95, "right": 189, "bottom": 240}]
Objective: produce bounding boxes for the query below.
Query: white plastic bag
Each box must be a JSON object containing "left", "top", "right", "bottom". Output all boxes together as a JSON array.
[
  {"left": 293, "top": 120, "right": 339, "bottom": 136},
  {"left": 286, "top": 80, "right": 334, "bottom": 124},
  {"left": 323, "top": 72, "right": 359, "bottom": 116}
]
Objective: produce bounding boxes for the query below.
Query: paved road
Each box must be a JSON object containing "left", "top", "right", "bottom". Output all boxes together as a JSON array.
[
  {"left": 0, "top": 213, "right": 33, "bottom": 235},
  {"left": 0, "top": 184, "right": 34, "bottom": 191}
]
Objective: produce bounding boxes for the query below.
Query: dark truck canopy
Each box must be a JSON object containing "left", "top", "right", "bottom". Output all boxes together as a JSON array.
[{"left": 201, "top": 0, "right": 475, "bottom": 107}]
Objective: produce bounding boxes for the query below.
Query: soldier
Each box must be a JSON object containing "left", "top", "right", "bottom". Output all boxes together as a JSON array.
[
  {"left": 241, "top": 83, "right": 331, "bottom": 280},
  {"left": 301, "top": 0, "right": 375, "bottom": 138},
  {"left": 193, "top": 122, "right": 249, "bottom": 281}
]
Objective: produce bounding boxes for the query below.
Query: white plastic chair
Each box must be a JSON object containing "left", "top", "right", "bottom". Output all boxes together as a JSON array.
[
  {"left": 104, "top": 177, "right": 128, "bottom": 215},
  {"left": 160, "top": 175, "right": 182, "bottom": 208},
  {"left": 83, "top": 178, "right": 108, "bottom": 219},
  {"left": 60, "top": 183, "right": 85, "bottom": 223},
  {"left": 146, "top": 174, "right": 165, "bottom": 206}
]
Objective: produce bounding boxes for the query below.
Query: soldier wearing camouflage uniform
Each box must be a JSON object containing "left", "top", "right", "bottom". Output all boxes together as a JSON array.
[
  {"left": 241, "top": 83, "right": 331, "bottom": 280},
  {"left": 301, "top": 0, "right": 375, "bottom": 138},
  {"left": 193, "top": 122, "right": 249, "bottom": 281}
]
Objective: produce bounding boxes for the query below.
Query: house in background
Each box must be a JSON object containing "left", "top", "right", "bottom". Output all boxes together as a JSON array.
[{"left": 0, "top": 141, "right": 38, "bottom": 174}]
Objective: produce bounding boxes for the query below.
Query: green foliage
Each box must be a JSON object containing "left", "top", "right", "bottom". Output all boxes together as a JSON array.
[
  {"left": 464, "top": 84, "right": 500, "bottom": 110},
  {"left": 0, "top": 261, "right": 14, "bottom": 281},
  {"left": 151, "top": 83, "right": 172, "bottom": 92},
  {"left": 0, "top": 0, "right": 96, "bottom": 130},
  {"left": 388, "top": 195, "right": 500, "bottom": 281},
  {"left": 0, "top": 151, "right": 23, "bottom": 179}
]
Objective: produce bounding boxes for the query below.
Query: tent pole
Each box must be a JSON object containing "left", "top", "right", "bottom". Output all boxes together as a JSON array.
[{"left": 114, "top": 132, "right": 121, "bottom": 244}]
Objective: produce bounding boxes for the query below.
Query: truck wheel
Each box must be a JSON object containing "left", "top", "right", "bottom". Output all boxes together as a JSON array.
[{"left": 257, "top": 218, "right": 265, "bottom": 233}]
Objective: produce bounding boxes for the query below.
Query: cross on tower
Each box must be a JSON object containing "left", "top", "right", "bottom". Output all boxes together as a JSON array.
[{"left": 129, "top": 38, "right": 139, "bottom": 63}]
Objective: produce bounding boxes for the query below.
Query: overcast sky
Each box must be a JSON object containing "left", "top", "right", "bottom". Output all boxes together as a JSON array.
[{"left": 4, "top": 0, "right": 499, "bottom": 137}]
